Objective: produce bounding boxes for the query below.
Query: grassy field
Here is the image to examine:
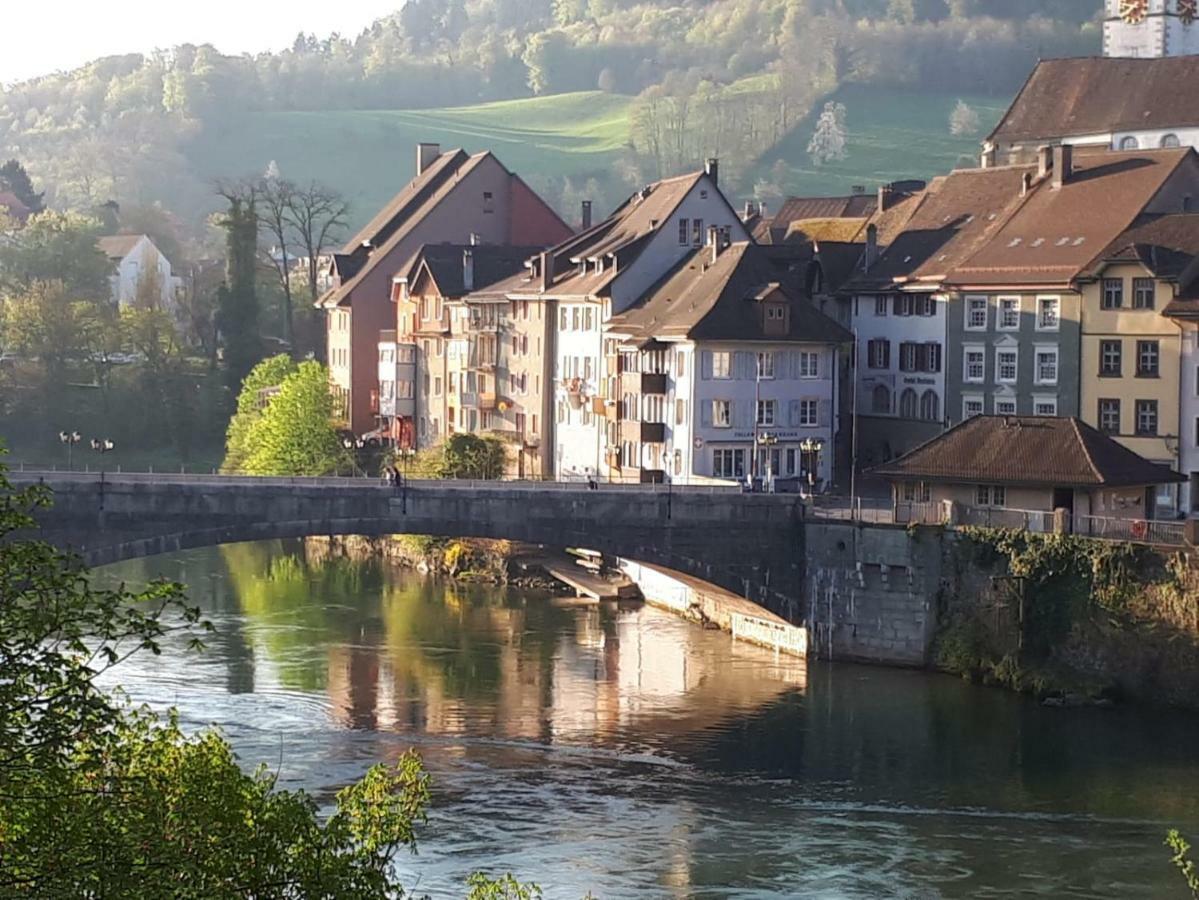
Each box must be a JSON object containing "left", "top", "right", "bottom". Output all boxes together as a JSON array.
[
  {"left": 189, "top": 91, "right": 635, "bottom": 227},
  {"left": 758, "top": 84, "right": 1010, "bottom": 199}
]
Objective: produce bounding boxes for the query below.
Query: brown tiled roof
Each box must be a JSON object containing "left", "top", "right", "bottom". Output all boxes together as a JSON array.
[
  {"left": 949, "top": 149, "right": 1194, "bottom": 288},
  {"left": 399, "top": 243, "right": 546, "bottom": 299},
  {"left": 342, "top": 149, "right": 469, "bottom": 253},
  {"left": 988, "top": 57, "right": 1199, "bottom": 146},
  {"left": 606, "top": 242, "right": 853, "bottom": 345},
  {"left": 97, "top": 234, "right": 145, "bottom": 260},
  {"left": 1091, "top": 213, "right": 1199, "bottom": 280},
  {"left": 869, "top": 416, "right": 1183, "bottom": 488},
  {"left": 773, "top": 194, "right": 877, "bottom": 223}
]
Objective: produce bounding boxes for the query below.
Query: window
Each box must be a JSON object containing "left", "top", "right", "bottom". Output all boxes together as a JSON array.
[
  {"left": 676, "top": 399, "right": 687, "bottom": 425},
  {"left": 1035, "top": 347, "right": 1058, "bottom": 385},
  {"left": 996, "top": 348, "right": 1018, "bottom": 383},
  {"left": 1037, "top": 296, "right": 1060, "bottom": 331},
  {"left": 899, "top": 388, "right": 919, "bottom": 419},
  {"left": 964, "top": 347, "right": 985, "bottom": 383},
  {"left": 1136, "top": 399, "right": 1159, "bottom": 436},
  {"left": 872, "top": 384, "right": 891, "bottom": 414},
  {"left": 757, "top": 352, "right": 775, "bottom": 379},
  {"left": 1119, "top": 136, "right": 1139, "bottom": 150},
  {"left": 900, "top": 481, "right": 931, "bottom": 503},
  {"left": 1033, "top": 396, "right": 1057, "bottom": 416},
  {"left": 765, "top": 304, "right": 786, "bottom": 322},
  {"left": 1133, "top": 278, "right": 1156, "bottom": 310},
  {"left": 921, "top": 343, "right": 943, "bottom": 373},
  {"left": 916, "top": 295, "right": 935, "bottom": 317},
  {"left": 966, "top": 296, "right": 988, "bottom": 330},
  {"left": 963, "top": 396, "right": 984, "bottom": 419},
  {"left": 899, "top": 342, "right": 919, "bottom": 372},
  {"left": 678, "top": 218, "right": 689, "bottom": 245},
  {"left": 976, "top": 485, "right": 1007, "bottom": 507},
  {"left": 676, "top": 352, "right": 686, "bottom": 378},
  {"left": 920, "top": 390, "right": 939, "bottom": 422},
  {"left": 793, "top": 399, "right": 817, "bottom": 426},
  {"left": 712, "top": 351, "right": 732, "bottom": 379},
  {"left": 483, "top": 191, "right": 494, "bottom": 213},
  {"left": 892, "top": 295, "right": 915, "bottom": 317},
  {"left": 874, "top": 296, "right": 888, "bottom": 317},
  {"left": 998, "top": 297, "right": 1020, "bottom": 330},
  {"left": 1100, "top": 340, "right": 1122, "bottom": 377},
  {"left": 692, "top": 218, "right": 704, "bottom": 245},
  {"left": 994, "top": 396, "right": 1017, "bottom": 415},
  {"left": 1102, "top": 278, "right": 1124, "bottom": 309},
  {"left": 1099, "top": 398, "right": 1121, "bottom": 434},
  {"left": 559, "top": 308, "right": 568, "bottom": 330},
  {"left": 799, "top": 352, "right": 819, "bottom": 378},
  {"left": 712, "top": 400, "right": 731, "bottom": 427},
  {"left": 757, "top": 400, "right": 777, "bottom": 426},
  {"left": 1162, "top": 133, "right": 1182, "bottom": 148},
  {"left": 867, "top": 339, "right": 890, "bottom": 369},
  {"left": 713, "top": 448, "right": 746, "bottom": 479},
  {"left": 1137, "top": 340, "right": 1160, "bottom": 377}
]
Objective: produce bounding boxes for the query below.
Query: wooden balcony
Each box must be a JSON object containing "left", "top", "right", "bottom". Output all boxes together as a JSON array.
[{"left": 639, "top": 372, "right": 668, "bottom": 394}]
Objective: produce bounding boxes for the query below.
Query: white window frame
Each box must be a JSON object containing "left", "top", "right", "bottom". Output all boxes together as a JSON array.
[
  {"left": 965, "top": 295, "right": 988, "bottom": 331},
  {"left": 799, "top": 351, "right": 819, "bottom": 379},
  {"left": 1033, "top": 394, "right": 1058, "bottom": 417},
  {"left": 1036, "top": 295, "right": 1061, "bottom": 332},
  {"left": 712, "top": 351, "right": 732, "bottom": 379},
  {"left": 963, "top": 344, "right": 985, "bottom": 384},
  {"left": 874, "top": 296, "right": 888, "bottom": 317},
  {"left": 997, "top": 296, "right": 1020, "bottom": 331},
  {"left": 756, "top": 399, "right": 777, "bottom": 427},
  {"left": 962, "top": 394, "right": 984, "bottom": 419},
  {"left": 994, "top": 394, "right": 1017, "bottom": 415},
  {"left": 756, "top": 351, "right": 775, "bottom": 379},
  {"left": 995, "top": 346, "right": 1019, "bottom": 385},
  {"left": 799, "top": 399, "right": 818, "bottom": 427},
  {"left": 1034, "top": 344, "right": 1059, "bottom": 386},
  {"left": 712, "top": 399, "right": 731, "bottom": 428}
]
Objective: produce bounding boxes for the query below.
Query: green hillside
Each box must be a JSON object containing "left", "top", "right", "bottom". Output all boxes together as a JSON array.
[
  {"left": 762, "top": 85, "right": 1009, "bottom": 198},
  {"left": 189, "top": 91, "right": 634, "bottom": 226}
]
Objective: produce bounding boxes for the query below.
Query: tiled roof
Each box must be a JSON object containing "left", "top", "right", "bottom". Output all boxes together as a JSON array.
[
  {"left": 97, "top": 234, "right": 145, "bottom": 260},
  {"left": 773, "top": 194, "right": 878, "bottom": 223},
  {"left": 606, "top": 241, "right": 853, "bottom": 345},
  {"left": 869, "top": 416, "right": 1183, "bottom": 488},
  {"left": 1091, "top": 213, "right": 1199, "bottom": 280},
  {"left": 400, "top": 243, "right": 546, "bottom": 299},
  {"left": 988, "top": 56, "right": 1199, "bottom": 145}
]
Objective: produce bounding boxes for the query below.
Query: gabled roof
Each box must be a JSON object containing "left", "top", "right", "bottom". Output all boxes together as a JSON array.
[
  {"left": 606, "top": 241, "right": 853, "bottom": 345},
  {"left": 949, "top": 148, "right": 1194, "bottom": 288},
  {"left": 988, "top": 57, "right": 1199, "bottom": 146},
  {"left": 343, "top": 149, "right": 469, "bottom": 253},
  {"left": 398, "top": 243, "right": 545, "bottom": 299},
  {"left": 97, "top": 234, "right": 146, "bottom": 260},
  {"left": 1088, "top": 213, "right": 1199, "bottom": 280},
  {"left": 869, "top": 415, "right": 1183, "bottom": 489}
]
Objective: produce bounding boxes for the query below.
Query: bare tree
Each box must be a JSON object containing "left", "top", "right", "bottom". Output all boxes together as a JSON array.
[
  {"left": 256, "top": 176, "right": 299, "bottom": 347},
  {"left": 285, "top": 181, "right": 349, "bottom": 358}
]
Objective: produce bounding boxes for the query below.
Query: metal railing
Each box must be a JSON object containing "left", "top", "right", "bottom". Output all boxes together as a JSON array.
[
  {"left": 957, "top": 506, "right": 1056, "bottom": 533},
  {"left": 1072, "top": 513, "right": 1187, "bottom": 547}
]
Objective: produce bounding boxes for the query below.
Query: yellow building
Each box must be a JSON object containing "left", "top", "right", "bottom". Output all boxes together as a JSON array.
[{"left": 1078, "top": 217, "right": 1199, "bottom": 516}]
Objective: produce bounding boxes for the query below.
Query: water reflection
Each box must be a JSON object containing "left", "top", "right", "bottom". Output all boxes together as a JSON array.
[{"left": 94, "top": 542, "right": 1199, "bottom": 899}]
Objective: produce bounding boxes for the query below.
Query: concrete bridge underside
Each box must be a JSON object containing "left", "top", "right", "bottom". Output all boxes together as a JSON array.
[{"left": 14, "top": 475, "right": 807, "bottom": 625}]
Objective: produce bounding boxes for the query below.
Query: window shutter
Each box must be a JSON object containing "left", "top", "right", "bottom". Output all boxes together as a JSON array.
[
  {"left": 892, "top": 295, "right": 902, "bottom": 315},
  {"left": 735, "top": 400, "right": 751, "bottom": 428},
  {"left": 883, "top": 341, "right": 891, "bottom": 369},
  {"left": 701, "top": 402, "right": 712, "bottom": 427},
  {"left": 789, "top": 400, "right": 801, "bottom": 426},
  {"left": 931, "top": 343, "right": 942, "bottom": 373},
  {"left": 818, "top": 399, "right": 832, "bottom": 427},
  {"left": 736, "top": 351, "right": 753, "bottom": 379},
  {"left": 701, "top": 350, "right": 712, "bottom": 379}
]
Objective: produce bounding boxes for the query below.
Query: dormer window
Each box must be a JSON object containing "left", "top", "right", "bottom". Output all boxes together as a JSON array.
[{"left": 764, "top": 303, "right": 788, "bottom": 335}]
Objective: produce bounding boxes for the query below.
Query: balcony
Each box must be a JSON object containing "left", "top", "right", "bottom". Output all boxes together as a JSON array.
[
  {"left": 640, "top": 469, "right": 666, "bottom": 484},
  {"left": 623, "top": 420, "right": 665, "bottom": 443},
  {"left": 639, "top": 372, "right": 668, "bottom": 394},
  {"left": 479, "top": 392, "right": 498, "bottom": 410}
]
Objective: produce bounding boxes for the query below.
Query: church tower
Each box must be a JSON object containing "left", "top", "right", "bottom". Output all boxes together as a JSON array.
[{"left": 1104, "top": 0, "right": 1199, "bottom": 57}]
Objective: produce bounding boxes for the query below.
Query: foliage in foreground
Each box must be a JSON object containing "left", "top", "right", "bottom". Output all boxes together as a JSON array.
[
  {"left": 0, "top": 457, "right": 547, "bottom": 897},
  {"left": 1168, "top": 831, "right": 1199, "bottom": 899}
]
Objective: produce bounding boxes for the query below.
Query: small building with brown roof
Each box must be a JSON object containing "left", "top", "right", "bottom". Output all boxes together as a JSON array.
[
  {"left": 870, "top": 415, "right": 1183, "bottom": 530},
  {"left": 605, "top": 239, "right": 852, "bottom": 486},
  {"left": 319, "top": 143, "right": 571, "bottom": 434}
]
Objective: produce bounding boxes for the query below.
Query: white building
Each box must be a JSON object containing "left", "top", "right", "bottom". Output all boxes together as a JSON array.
[
  {"left": 1104, "top": 0, "right": 1199, "bottom": 58},
  {"left": 502, "top": 161, "right": 749, "bottom": 480},
  {"left": 97, "top": 234, "right": 181, "bottom": 311},
  {"left": 606, "top": 240, "right": 851, "bottom": 487}
]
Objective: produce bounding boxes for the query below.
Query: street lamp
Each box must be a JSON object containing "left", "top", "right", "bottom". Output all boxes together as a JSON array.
[
  {"left": 342, "top": 435, "right": 367, "bottom": 476},
  {"left": 59, "top": 430, "right": 82, "bottom": 470},
  {"left": 90, "top": 438, "right": 115, "bottom": 476},
  {"left": 399, "top": 447, "right": 416, "bottom": 514},
  {"left": 800, "top": 437, "right": 824, "bottom": 494},
  {"left": 757, "top": 432, "right": 779, "bottom": 493}
]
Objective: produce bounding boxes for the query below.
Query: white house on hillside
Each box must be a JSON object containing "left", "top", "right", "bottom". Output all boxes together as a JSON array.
[{"left": 97, "top": 234, "right": 181, "bottom": 310}]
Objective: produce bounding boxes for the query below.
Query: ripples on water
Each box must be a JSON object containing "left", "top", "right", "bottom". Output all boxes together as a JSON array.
[{"left": 94, "top": 542, "right": 1199, "bottom": 899}]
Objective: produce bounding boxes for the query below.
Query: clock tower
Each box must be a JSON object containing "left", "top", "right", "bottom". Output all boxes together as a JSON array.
[{"left": 1104, "top": 0, "right": 1199, "bottom": 57}]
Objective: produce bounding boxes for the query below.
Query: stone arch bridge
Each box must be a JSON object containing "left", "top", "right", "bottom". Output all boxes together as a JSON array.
[{"left": 12, "top": 473, "right": 807, "bottom": 624}]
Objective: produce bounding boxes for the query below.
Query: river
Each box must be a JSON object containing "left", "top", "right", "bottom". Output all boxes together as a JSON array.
[{"left": 93, "top": 540, "right": 1199, "bottom": 899}]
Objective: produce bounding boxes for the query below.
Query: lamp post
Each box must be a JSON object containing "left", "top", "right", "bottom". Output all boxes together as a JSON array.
[
  {"left": 59, "top": 430, "right": 82, "bottom": 470},
  {"left": 342, "top": 435, "right": 367, "bottom": 477},
  {"left": 757, "top": 432, "right": 779, "bottom": 493},
  {"left": 399, "top": 447, "right": 416, "bottom": 514},
  {"left": 661, "top": 448, "right": 673, "bottom": 519},
  {"left": 800, "top": 437, "right": 824, "bottom": 495}
]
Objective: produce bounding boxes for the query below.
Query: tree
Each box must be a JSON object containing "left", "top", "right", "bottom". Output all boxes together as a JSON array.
[
  {"left": 215, "top": 184, "right": 262, "bottom": 400},
  {"left": 282, "top": 180, "right": 349, "bottom": 360},
  {"left": 439, "top": 432, "right": 507, "bottom": 480},
  {"left": 0, "top": 280, "right": 115, "bottom": 385},
  {"left": 807, "top": 101, "right": 848, "bottom": 166},
  {"left": 256, "top": 176, "right": 299, "bottom": 347},
  {"left": 1168, "top": 831, "right": 1199, "bottom": 899},
  {"left": 0, "top": 159, "right": 45, "bottom": 215},
  {"left": 243, "top": 361, "right": 350, "bottom": 475},
  {"left": 949, "top": 99, "right": 981, "bottom": 136},
  {"left": 0, "top": 211, "right": 111, "bottom": 303},
  {"left": 0, "top": 460, "right": 436, "bottom": 896},
  {"left": 221, "top": 353, "right": 299, "bottom": 473}
]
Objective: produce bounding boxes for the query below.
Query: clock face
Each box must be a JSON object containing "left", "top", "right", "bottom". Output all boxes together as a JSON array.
[
  {"left": 1120, "top": 0, "right": 1148, "bottom": 23},
  {"left": 1181, "top": 0, "right": 1198, "bottom": 25}
]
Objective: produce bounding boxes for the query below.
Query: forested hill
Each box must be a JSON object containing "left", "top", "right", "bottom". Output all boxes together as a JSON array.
[{"left": 0, "top": 0, "right": 1100, "bottom": 234}]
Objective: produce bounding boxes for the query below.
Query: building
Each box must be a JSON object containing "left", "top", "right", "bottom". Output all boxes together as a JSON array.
[
  {"left": 0, "top": 191, "right": 31, "bottom": 226},
  {"left": 496, "top": 161, "right": 749, "bottom": 480},
  {"left": 319, "top": 143, "right": 571, "bottom": 433},
  {"left": 1104, "top": 0, "right": 1199, "bottom": 58},
  {"left": 382, "top": 243, "right": 543, "bottom": 459},
  {"left": 983, "top": 56, "right": 1199, "bottom": 166},
  {"left": 605, "top": 238, "right": 852, "bottom": 487},
  {"left": 871, "top": 415, "right": 1184, "bottom": 527},
  {"left": 96, "top": 234, "right": 182, "bottom": 311}
]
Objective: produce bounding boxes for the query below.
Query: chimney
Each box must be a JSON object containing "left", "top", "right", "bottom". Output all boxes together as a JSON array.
[
  {"left": 705, "top": 157, "right": 719, "bottom": 186},
  {"left": 1052, "top": 143, "right": 1073, "bottom": 189},
  {"left": 851, "top": 185, "right": 866, "bottom": 195},
  {"left": 581, "top": 200, "right": 592, "bottom": 230},
  {"left": 980, "top": 146, "right": 997, "bottom": 169},
  {"left": 1020, "top": 172, "right": 1033, "bottom": 197},
  {"left": 1037, "top": 144, "right": 1053, "bottom": 180},
  {"left": 469, "top": 232, "right": 481, "bottom": 246},
  {"left": 708, "top": 225, "right": 721, "bottom": 264},
  {"left": 743, "top": 200, "right": 756, "bottom": 220},
  {"left": 863, "top": 224, "right": 878, "bottom": 272},
  {"left": 877, "top": 185, "right": 893, "bottom": 214},
  {"left": 539, "top": 250, "right": 552, "bottom": 292},
  {"left": 463, "top": 248, "right": 474, "bottom": 292},
  {"left": 416, "top": 142, "right": 441, "bottom": 177}
]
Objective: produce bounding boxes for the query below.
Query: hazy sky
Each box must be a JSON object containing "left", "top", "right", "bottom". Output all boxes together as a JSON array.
[{"left": 2, "top": 1, "right": 403, "bottom": 85}]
